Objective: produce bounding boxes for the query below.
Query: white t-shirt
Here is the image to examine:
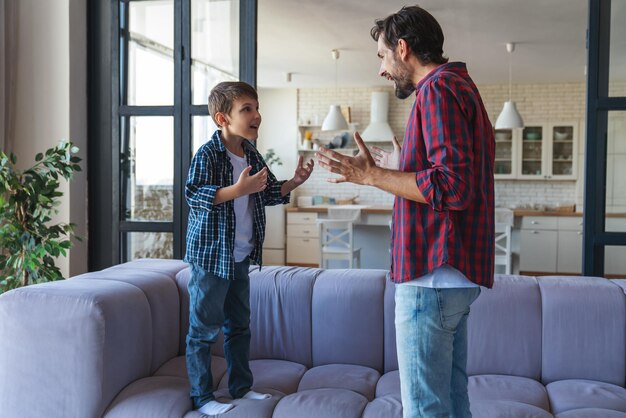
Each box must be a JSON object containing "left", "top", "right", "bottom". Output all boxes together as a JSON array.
[
  {"left": 401, "top": 264, "right": 479, "bottom": 288},
  {"left": 226, "top": 149, "right": 255, "bottom": 262}
]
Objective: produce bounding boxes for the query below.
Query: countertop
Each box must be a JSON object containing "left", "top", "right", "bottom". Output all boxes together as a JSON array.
[
  {"left": 287, "top": 207, "right": 626, "bottom": 218},
  {"left": 513, "top": 210, "right": 626, "bottom": 217},
  {"left": 286, "top": 205, "right": 392, "bottom": 215}
]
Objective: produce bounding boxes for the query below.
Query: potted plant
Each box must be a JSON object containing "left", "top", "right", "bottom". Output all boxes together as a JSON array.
[{"left": 0, "top": 140, "right": 81, "bottom": 294}]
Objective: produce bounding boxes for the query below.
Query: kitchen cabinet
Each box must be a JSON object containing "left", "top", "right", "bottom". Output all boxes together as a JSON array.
[
  {"left": 517, "top": 122, "right": 578, "bottom": 180},
  {"left": 519, "top": 215, "right": 583, "bottom": 274},
  {"left": 286, "top": 212, "right": 319, "bottom": 266},
  {"left": 556, "top": 217, "right": 584, "bottom": 274},
  {"left": 519, "top": 216, "right": 558, "bottom": 273},
  {"left": 519, "top": 215, "right": 626, "bottom": 275},
  {"left": 494, "top": 128, "right": 516, "bottom": 179},
  {"left": 263, "top": 205, "right": 286, "bottom": 265}
]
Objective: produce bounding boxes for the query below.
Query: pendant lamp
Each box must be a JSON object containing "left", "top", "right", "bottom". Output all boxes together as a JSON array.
[
  {"left": 495, "top": 42, "right": 524, "bottom": 129},
  {"left": 321, "top": 49, "right": 349, "bottom": 131}
]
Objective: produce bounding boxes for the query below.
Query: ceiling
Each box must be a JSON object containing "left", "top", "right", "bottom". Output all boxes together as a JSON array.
[{"left": 257, "top": 0, "right": 623, "bottom": 88}]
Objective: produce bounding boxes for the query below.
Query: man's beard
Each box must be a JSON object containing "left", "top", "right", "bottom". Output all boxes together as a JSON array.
[{"left": 391, "top": 62, "right": 415, "bottom": 99}]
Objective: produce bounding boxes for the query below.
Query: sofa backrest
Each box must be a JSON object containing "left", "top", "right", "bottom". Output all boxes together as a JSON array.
[
  {"left": 538, "top": 276, "right": 625, "bottom": 386},
  {"left": 310, "top": 269, "right": 387, "bottom": 371},
  {"left": 466, "top": 275, "right": 544, "bottom": 380}
]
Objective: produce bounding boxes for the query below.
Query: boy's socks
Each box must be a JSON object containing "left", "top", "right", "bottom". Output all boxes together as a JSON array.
[
  {"left": 243, "top": 390, "right": 271, "bottom": 400},
  {"left": 197, "top": 400, "right": 234, "bottom": 415}
]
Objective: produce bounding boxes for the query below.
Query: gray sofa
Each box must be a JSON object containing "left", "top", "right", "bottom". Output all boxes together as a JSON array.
[{"left": 1, "top": 259, "right": 626, "bottom": 418}]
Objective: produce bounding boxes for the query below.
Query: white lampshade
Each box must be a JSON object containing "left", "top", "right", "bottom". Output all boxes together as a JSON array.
[
  {"left": 321, "top": 104, "right": 348, "bottom": 131},
  {"left": 362, "top": 92, "right": 394, "bottom": 141},
  {"left": 495, "top": 100, "right": 524, "bottom": 129}
]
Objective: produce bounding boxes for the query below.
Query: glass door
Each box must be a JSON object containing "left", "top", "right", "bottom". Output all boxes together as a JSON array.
[
  {"left": 550, "top": 124, "right": 575, "bottom": 178},
  {"left": 100, "top": 0, "right": 254, "bottom": 265},
  {"left": 494, "top": 128, "right": 515, "bottom": 178},
  {"left": 520, "top": 125, "right": 544, "bottom": 178}
]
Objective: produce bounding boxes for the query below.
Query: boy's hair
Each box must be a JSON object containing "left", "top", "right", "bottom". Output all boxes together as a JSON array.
[
  {"left": 208, "top": 81, "right": 258, "bottom": 126},
  {"left": 370, "top": 5, "right": 448, "bottom": 66}
]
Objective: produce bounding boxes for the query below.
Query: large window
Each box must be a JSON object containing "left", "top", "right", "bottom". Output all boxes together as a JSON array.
[
  {"left": 88, "top": 0, "right": 257, "bottom": 269},
  {"left": 583, "top": 0, "right": 626, "bottom": 276}
]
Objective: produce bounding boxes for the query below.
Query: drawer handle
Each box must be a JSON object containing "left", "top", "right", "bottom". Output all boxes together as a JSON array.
[
  {"left": 532, "top": 230, "right": 539, "bottom": 234},
  {"left": 303, "top": 239, "right": 309, "bottom": 242},
  {"left": 303, "top": 230, "right": 310, "bottom": 234},
  {"left": 577, "top": 231, "right": 582, "bottom": 235},
  {"left": 531, "top": 221, "right": 539, "bottom": 225},
  {"left": 303, "top": 217, "right": 311, "bottom": 221}
]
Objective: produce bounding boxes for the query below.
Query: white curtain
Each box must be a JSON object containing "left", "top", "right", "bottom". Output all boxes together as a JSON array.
[{"left": 0, "top": 0, "right": 17, "bottom": 154}]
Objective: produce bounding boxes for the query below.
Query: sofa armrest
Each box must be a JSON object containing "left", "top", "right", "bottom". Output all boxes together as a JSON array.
[{"left": 0, "top": 279, "right": 152, "bottom": 418}]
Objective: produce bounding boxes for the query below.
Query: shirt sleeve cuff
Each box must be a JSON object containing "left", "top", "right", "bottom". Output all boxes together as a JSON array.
[{"left": 416, "top": 170, "right": 444, "bottom": 212}]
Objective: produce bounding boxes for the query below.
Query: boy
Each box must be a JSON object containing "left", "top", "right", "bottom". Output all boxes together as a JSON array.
[{"left": 185, "top": 81, "right": 313, "bottom": 415}]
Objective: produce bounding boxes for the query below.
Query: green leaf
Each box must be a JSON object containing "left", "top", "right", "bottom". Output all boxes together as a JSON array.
[{"left": 35, "top": 153, "right": 43, "bottom": 162}]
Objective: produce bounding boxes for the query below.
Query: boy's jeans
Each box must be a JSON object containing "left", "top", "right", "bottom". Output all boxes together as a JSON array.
[
  {"left": 395, "top": 284, "right": 481, "bottom": 418},
  {"left": 186, "top": 259, "right": 252, "bottom": 409}
]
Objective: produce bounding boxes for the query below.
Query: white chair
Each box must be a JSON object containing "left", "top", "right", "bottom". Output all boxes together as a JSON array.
[
  {"left": 318, "top": 207, "right": 361, "bottom": 269},
  {"left": 495, "top": 223, "right": 512, "bottom": 274}
]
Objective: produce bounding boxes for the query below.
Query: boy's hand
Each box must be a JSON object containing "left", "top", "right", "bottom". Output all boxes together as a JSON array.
[
  {"left": 292, "top": 156, "right": 314, "bottom": 186},
  {"left": 371, "top": 136, "right": 401, "bottom": 170},
  {"left": 236, "top": 166, "right": 268, "bottom": 195}
]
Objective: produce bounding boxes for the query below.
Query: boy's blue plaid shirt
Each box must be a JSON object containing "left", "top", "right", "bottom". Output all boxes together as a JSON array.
[{"left": 184, "top": 130, "right": 289, "bottom": 280}]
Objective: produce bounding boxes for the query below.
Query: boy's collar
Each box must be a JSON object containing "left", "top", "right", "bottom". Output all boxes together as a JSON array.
[{"left": 210, "top": 130, "right": 255, "bottom": 154}]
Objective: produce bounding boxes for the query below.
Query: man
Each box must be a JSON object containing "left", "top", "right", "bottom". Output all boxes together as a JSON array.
[{"left": 316, "top": 5, "right": 495, "bottom": 418}]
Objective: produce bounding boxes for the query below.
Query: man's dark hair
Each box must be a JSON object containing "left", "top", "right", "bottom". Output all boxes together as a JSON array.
[
  {"left": 208, "top": 81, "right": 258, "bottom": 126},
  {"left": 371, "top": 5, "right": 448, "bottom": 66}
]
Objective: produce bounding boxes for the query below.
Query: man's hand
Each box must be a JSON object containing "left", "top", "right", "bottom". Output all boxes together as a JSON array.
[
  {"left": 316, "top": 132, "right": 378, "bottom": 185},
  {"left": 292, "top": 156, "right": 314, "bottom": 186},
  {"left": 236, "top": 166, "right": 268, "bottom": 195},
  {"left": 371, "top": 136, "right": 401, "bottom": 170}
]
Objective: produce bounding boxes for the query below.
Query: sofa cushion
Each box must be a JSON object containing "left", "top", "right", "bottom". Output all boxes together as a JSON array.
[
  {"left": 376, "top": 370, "right": 400, "bottom": 397},
  {"left": 612, "top": 279, "right": 626, "bottom": 294},
  {"left": 362, "top": 394, "right": 403, "bottom": 418},
  {"left": 546, "top": 379, "right": 626, "bottom": 415},
  {"left": 469, "top": 374, "right": 550, "bottom": 412},
  {"left": 103, "top": 376, "right": 191, "bottom": 418},
  {"left": 72, "top": 268, "right": 180, "bottom": 373},
  {"left": 218, "top": 359, "right": 307, "bottom": 395},
  {"left": 273, "top": 388, "right": 368, "bottom": 418},
  {"left": 312, "top": 269, "right": 387, "bottom": 371},
  {"left": 104, "top": 258, "right": 188, "bottom": 279},
  {"left": 0, "top": 279, "right": 152, "bottom": 418},
  {"left": 154, "top": 355, "right": 227, "bottom": 388},
  {"left": 298, "top": 364, "right": 380, "bottom": 401},
  {"left": 467, "top": 275, "right": 543, "bottom": 380},
  {"left": 556, "top": 408, "right": 626, "bottom": 417},
  {"left": 539, "top": 276, "right": 626, "bottom": 385},
  {"left": 248, "top": 266, "right": 320, "bottom": 367},
  {"left": 470, "top": 401, "right": 554, "bottom": 418}
]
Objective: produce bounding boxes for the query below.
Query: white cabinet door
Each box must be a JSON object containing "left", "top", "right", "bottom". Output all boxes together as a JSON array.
[
  {"left": 557, "top": 230, "right": 583, "bottom": 273},
  {"left": 286, "top": 212, "right": 319, "bottom": 266},
  {"left": 520, "top": 229, "right": 558, "bottom": 272}
]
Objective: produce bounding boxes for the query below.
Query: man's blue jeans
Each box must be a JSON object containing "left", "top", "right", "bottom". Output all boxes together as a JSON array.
[
  {"left": 395, "top": 284, "right": 481, "bottom": 418},
  {"left": 186, "top": 259, "right": 252, "bottom": 409}
]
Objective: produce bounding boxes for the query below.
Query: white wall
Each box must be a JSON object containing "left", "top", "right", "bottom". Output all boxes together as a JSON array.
[
  {"left": 257, "top": 88, "right": 299, "bottom": 181},
  {"left": 12, "top": 0, "right": 87, "bottom": 277}
]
